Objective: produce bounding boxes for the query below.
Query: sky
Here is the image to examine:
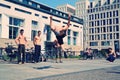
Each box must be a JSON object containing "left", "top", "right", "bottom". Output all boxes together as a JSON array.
[{"left": 35, "top": 0, "right": 81, "bottom": 8}]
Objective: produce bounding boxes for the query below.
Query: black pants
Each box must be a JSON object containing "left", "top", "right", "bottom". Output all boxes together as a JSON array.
[
  {"left": 34, "top": 45, "right": 41, "bottom": 62},
  {"left": 18, "top": 44, "right": 25, "bottom": 63}
]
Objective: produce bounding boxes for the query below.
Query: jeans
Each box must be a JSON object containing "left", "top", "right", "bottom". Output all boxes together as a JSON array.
[{"left": 18, "top": 44, "right": 25, "bottom": 63}]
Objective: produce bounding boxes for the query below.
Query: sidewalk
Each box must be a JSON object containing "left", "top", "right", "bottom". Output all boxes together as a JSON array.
[{"left": 0, "top": 59, "right": 120, "bottom": 80}]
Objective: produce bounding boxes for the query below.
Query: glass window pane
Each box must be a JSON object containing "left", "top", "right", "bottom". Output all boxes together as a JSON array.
[
  {"left": 68, "top": 36, "right": 71, "bottom": 45},
  {"left": 13, "top": 27, "right": 19, "bottom": 39},
  {"left": 73, "top": 37, "right": 76, "bottom": 45},
  {"left": 9, "top": 26, "right": 13, "bottom": 39},
  {"left": 9, "top": 17, "right": 13, "bottom": 25}
]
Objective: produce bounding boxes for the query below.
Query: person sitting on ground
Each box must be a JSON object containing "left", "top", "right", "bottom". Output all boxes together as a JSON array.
[{"left": 106, "top": 48, "right": 116, "bottom": 62}]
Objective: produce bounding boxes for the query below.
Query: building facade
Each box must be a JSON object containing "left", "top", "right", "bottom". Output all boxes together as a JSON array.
[
  {"left": 56, "top": 4, "right": 75, "bottom": 15},
  {"left": 83, "top": 0, "right": 120, "bottom": 51},
  {"left": 75, "top": 0, "right": 90, "bottom": 50},
  {"left": 0, "top": 0, "right": 83, "bottom": 52}
]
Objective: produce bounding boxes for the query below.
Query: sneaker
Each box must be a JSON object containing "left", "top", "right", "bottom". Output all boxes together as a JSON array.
[{"left": 18, "top": 62, "right": 22, "bottom": 64}]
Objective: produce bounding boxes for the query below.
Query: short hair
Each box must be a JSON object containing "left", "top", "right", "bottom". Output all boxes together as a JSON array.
[
  {"left": 108, "top": 48, "right": 112, "bottom": 50},
  {"left": 20, "top": 29, "right": 24, "bottom": 32},
  {"left": 38, "top": 30, "right": 41, "bottom": 33}
]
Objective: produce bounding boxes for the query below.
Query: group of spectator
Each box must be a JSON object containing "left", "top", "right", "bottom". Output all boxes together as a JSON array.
[{"left": 82, "top": 47, "right": 120, "bottom": 62}]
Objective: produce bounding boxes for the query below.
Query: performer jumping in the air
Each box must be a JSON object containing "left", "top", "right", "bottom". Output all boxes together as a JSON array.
[{"left": 50, "top": 14, "right": 71, "bottom": 62}]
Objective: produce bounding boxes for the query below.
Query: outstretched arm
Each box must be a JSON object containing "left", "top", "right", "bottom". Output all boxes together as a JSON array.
[
  {"left": 62, "top": 14, "right": 71, "bottom": 30},
  {"left": 50, "top": 16, "right": 55, "bottom": 30}
]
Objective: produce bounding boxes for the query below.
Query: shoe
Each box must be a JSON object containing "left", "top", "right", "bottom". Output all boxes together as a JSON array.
[
  {"left": 59, "top": 61, "right": 63, "bottom": 63},
  {"left": 18, "top": 62, "right": 22, "bottom": 64}
]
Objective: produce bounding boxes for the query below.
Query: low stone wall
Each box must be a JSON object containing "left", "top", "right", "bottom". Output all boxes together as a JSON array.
[{"left": 0, "top": 38, "right": 34, "bottom": 49}]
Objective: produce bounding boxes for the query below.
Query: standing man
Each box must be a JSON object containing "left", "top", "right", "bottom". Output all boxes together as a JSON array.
[
  {"left": 53, "top": 40, "right": 62, "bottom": 63},
  {"left": 33, "top": 31, "right": 41, "bottom": 63},
  {"left": 50, "top": 14, "right": 71, "bottom": 50},
  {"left": 15, "top": 29, "right": 27, "bottom": 64}
]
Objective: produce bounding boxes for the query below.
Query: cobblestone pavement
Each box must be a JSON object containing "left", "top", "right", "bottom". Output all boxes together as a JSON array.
[{"left": 0, "top": 59, "right": 120, "bottom": 80}]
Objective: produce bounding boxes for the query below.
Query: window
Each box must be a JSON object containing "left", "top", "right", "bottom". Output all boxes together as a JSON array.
[
  {"left": 101, "top": 41, "right": 110, "bottom": 46},
  {"left": 89, "top": 15, "right": 91, "bottom": 20},
  {"left": 103, "top": 34, "right": 106, "bottom": 40},
  {"left": 31, "top": 30, "right": 37, "bottom": 41},
  {"left": 97, "top": 28, "right": 100, "bottom": 33},
  {"left": 73, "top": 31, "right": 78, "bottom": 45},
  {"left": 90, "top": 42, "right": 98, "bottom": 46},
  {"left": 91, "top": 28, "right": 94, "bottom": 33},
  {"left": 9, "top": 17, "right": 24, "bottom": 26},
  {"left": 109, "top": 19, "right": 112, "bottom": 25},
  {"left": 97, "top": 20, "right": 100, "bottom": 26},
  {"left": 9, "top": 17, "right": 24, "bottom": 39},
  {"left": 98, "top": 35, "right": 100, "bottom": 40},
  {"left": 107, "top": 12, "right": 109, "bottom": 18},
  {"left": 95, "top": 14, "right": 97, "bottom": 19},
  {"left": 103, "top": 27, "right": 106, "bottom": 32},
  {"left": 116, "top": 18, "right": 119, "bottom": 24},
  {"left": 68, "top": 29, "right": 71, "bottom": 35},
  {"left": 116, "top": 33, "right": 119, "bottom": 39},
  {"left": 113, "top": 11, "right": 115, "bottom": 17},
  {"left": 32, "top": 2, "right": 37, "bottom": 8},
  {"left": 73, "top": 32, "right": 78, "bottom": 37},
  {"left": 91, "top": 21, "right": 94, "bottom": 27},
  {"left": 32, "top": 20, "right": 38, "bottom": 28},
  {"left": 92, "top": 14, "right": 94, "bottom": 20},
  {"left": 35, "top": 14, "right": 39, "bottom": 17},
  {"left": 23, "top": 0, "right": 29, "bottom": 4},
  {"left": 111, "top": 5, "right": 113, "bottom": 9},
  {"left": 103, "top": 20, "right": 106, "bottom": 25},
  {"left": 0, "top": 3, "right": 11, "bottom": 9},
  {"left": 15, "top": 8, "right": 31, "bottom": 14},
  {"left": 68, "top": 36, "right": 71, "bottom": 45},
  {"left": 73, "top": 37, "right": 76, "bottom": 45},
  {"left": 107, "top": 0, "right": 110, "bottom": 4},
  {"left": 110, "top": 33, "right": 112, "bottom": 39},
  {"left": 9, "top": 26, "right": 19, "bottom": 39},
  {"left": 92, "top": 35, "right": 94, "bottom": 40},
  {"left": 45, "top": 25, "right": 51, "bottom": 41},
  {"left": 100, "top": 13, "right": 102, "bottom": 18},
  {"left": 110, "top": 26, "right": 112, "bottom": 32},
  {"left": 103, "top": 13, "right": 106, "bottom": 18},
  {"left": 116, "top": 10, "right": 118, "bottom": 16},
  {"left": 116, "top": 25, "right": 119, "bottom": 31}
]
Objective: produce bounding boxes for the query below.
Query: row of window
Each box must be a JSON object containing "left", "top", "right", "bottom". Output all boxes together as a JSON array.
[
  {"left": 89, "top": 25, "right": 119, "bottom": 33},
  {"left": 90, "top": 41, "right": 111, "bottom": 46},
  {"left": 88, "top": 3, "right": 120, "bottom": 13},
  {"left": 89, "top": 18, "right": 119, "bottom": 27},
  {"left": 67, "top": 36, "right": 77, "bottom": 45},
  {"left": 89, "top": 33, "right": 119, "bottom": 40},
  {"left": 89, "top": 10, "right": 119, "bottom": 20}
]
